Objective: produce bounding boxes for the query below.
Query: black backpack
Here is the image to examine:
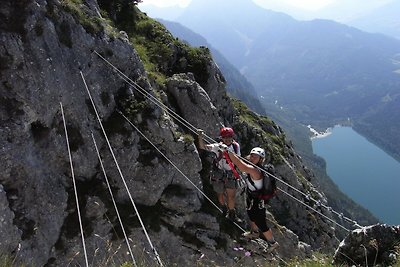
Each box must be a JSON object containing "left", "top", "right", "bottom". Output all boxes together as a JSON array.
[{"left": 247, "top": 164, "right": 277, "bottom": 200}]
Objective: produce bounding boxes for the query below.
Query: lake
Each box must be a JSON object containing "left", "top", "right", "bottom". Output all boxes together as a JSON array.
[{"left": 311, "top": 126, "right": 400, "bottom": 225}]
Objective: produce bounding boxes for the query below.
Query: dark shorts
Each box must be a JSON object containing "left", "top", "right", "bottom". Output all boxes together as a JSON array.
[{"left": 246, "top": 194, "right": 269, "bottom": 232}]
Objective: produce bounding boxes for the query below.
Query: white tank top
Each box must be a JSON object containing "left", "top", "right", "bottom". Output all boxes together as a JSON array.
[{"left": 246, "top": 175, "right": 263, "bottom": 191}]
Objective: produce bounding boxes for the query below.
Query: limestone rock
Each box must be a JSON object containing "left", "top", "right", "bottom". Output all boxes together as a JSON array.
[
  {"left": 334, "top": 224, "right": 400, "bottom": 266},
  {"left": 0, "top": 185, "right": 21, "bottom": 253}
]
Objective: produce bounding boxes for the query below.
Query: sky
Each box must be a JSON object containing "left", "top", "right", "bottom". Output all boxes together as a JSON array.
[
  {"left": 139, "top": 0, "right": 395, "bottom": 22},
  {"left": 257, "top": 0, "right": 335, "bottom": 11},
  {"left": 140, "top": 0, "right": 191, "bottom": 8}
]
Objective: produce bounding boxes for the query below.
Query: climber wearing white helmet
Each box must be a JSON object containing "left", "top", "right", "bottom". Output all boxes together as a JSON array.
[{"left": 223, "top": 146, "right": 279, "bottom": 251}]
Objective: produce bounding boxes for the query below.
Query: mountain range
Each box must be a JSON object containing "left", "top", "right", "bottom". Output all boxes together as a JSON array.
[
  {"left": 144, "top": 0, "right": 400, "bottom": 161},
  {"left": 347, "top": 0, "right": 400, "bottom": 40}
]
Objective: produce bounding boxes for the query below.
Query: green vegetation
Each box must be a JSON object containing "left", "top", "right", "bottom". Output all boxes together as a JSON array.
[
  {"left": 184, "top": 45, "right": 211, "bottom": 86},
  {"left": 286, "top": 253, "right": 335, "bottom": 267},
  {"left": 131, "top": 14, "right": 211, "bottom": 87},
  {"left": 94, "top": 2, "right": 211, "bottom": 88},
  {"left": 175, "top": 131, "right": 195, "bottom": 145},
  {"left": 296, "top": 171, "right": 311, "bottom": 191},
  {"left": 0, "top": 256, "right": 15, "bottom": 267},
  {"left": 60, "top": 0, "right": 103, "bottom": 35},
  {"left": 121, "top": 96, "right": 153, "bottom": 120},
  {"left": 231, "top": 98, "right": 285, "bottom": 164}
]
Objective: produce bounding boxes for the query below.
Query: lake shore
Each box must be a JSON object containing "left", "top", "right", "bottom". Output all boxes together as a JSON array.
[
  {"left": 311, "top": 126, "right": 400, "bottom": 224},
  {"left": 307, "top": 125, "right": 332, "bottom": 139}
]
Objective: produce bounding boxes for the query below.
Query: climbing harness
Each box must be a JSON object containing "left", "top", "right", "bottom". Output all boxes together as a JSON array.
[{"left": 223, "top": 151, "right": 241, "bottom": 180}]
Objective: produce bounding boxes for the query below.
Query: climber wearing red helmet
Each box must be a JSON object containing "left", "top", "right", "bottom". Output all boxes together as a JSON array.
[
  {"left": 219, "top": 127, "right": 234, "bottom": 138},
  {"left": 197, "top": 127, "right": 243, "bottom": 223}
]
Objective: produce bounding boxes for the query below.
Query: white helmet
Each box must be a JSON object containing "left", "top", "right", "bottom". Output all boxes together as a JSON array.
[{"left": 250, "top": 147, "right": 265, "bottom": 158}]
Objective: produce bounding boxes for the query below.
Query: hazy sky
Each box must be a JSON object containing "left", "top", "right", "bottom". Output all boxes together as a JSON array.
[
  {"left": 140, "top": 0, "right": 191, "bottom": 8},
  {"left": 139, "top": 0, "right": 395, "bottom": 22},
  {"left": 140, "top": 0, "right": 334, "bottom": 10}
]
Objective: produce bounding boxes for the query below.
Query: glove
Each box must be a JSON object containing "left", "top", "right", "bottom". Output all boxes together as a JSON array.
[
  {"left": 197, "top": 129, "right": 204, "bottom": 137},
  {"left": 218, "top": 144, "right": 228, "bottom": 152}
]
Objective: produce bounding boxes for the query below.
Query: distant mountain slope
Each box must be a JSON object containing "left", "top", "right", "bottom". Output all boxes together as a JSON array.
[
  {"left": 173, "top": 0, "right": 400, "bottom": 161},
  {"left": 246, "top": 19, "right": 400, "bottom": 117},
  {"left": 175, "top": 0, "right": 294, "bottom": 67},
  {"left": 157, "top": 18, "right": 265, "bottom": 114},
  {"left": 348, "top": 1, "right": 400, "bottom": 40},
  {"left": 244, "top": 19, "right": 400, "bottom": 159}
]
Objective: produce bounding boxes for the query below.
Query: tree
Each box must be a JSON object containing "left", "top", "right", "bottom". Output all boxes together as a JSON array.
[{"left": 97, "top": 0, "right": 141, "bottom": 23}]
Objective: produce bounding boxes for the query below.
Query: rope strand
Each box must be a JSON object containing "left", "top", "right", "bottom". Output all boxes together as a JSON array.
[
  {"left": 277, "top": 188, "right": 349, "bottom": 231},
  {"left": 60, "top": 102, "right": 89, "bottom": 267},
  {"left": 80, "top": 72, "right": 164, "bottom": 267},
  {"left": 118, "top": 111, "right": 246, "bottom": 232},
  {"left": 94, "top": 51, "right": 214, "bottom": 145},
  {"left": 91, "top": 132, "right": 138, "bottom": 267}
]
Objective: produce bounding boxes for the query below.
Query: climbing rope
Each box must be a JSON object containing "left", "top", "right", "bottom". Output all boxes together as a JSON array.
[
  {"left": 94, "top": 51, "right": 215, "bottom": 145},
  {"left": 279, "top": 156, "right": 361, "bottom": 228},
  {"left": 243, "top": 157, "right": 352, "bottom": 232},
  {"left": 80, "top": 72, "right": 164, "bottom": 267},
  {"left": 117, "top": 111, "right": 246, "bottom": 233},
  {"left": 93, "top": 51, "right": 361, "bottom": 231},
  {"left": 119, "top": 111, "right": 290, "bottom": 265},
  {"left": 278, "top": 188, "right": 349, "bottom": 231},
  {"left": 91, "top": 132, "right": 138, "bottom": 267},
  {"left": 60, "top": 102, "right": 89, "bottom": 267}
]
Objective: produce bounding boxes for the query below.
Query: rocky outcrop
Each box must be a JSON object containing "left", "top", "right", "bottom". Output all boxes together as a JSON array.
[
  {"left": 334, "top": 224, "right": 400, "bottom": 266},
  {"left": 0, "top": 185, "right": 20, "bottom": 254},
  {"left": 271, "top": 157, "right": 338, "bottom": 251},
  {"left": 166, "top": 72, "right": 223, "bottom": 134},
  {"left": 0, "top": 0, "right": 204, "bottom": 265}
]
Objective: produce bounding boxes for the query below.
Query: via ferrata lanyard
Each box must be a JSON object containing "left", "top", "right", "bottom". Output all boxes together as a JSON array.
[{"left": 223, "top": 151, "right": 241, "bottom": 180}]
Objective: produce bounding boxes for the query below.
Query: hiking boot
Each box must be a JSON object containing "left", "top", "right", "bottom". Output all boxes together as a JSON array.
[
  {"left": 258, "top": 234, "right": 279, "bottom": 251},
  {"left": 226, "top": 209, "right": 243, "bottom": 223},
  {"left": 267, "top": 241, "right": 279, "bottom": 252},
  {"left": 220, "top": 206, "right": 228, "bottom": 217},
  {"left": 243, "top": 230, "right": 259, "bottom": 239}
]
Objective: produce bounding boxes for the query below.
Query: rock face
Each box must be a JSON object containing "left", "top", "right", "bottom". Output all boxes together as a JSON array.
[
  {"left": 166, "top": 73, "right": 223, "bottom": 134},
  {"left": 334, "top": 224, "right": 400, "bottom": 266},
  {"left": 1, "top": 0, "right": 386, "bottom": 266}
]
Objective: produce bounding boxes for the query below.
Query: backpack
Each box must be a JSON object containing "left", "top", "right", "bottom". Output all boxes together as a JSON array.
[{"left": 247, "top": 164, "right": 277, "bottom": 200}]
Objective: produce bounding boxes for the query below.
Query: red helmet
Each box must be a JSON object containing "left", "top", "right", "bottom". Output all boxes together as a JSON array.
[{"left": 220, "top": 127, "right": 234, "bottom": 138}]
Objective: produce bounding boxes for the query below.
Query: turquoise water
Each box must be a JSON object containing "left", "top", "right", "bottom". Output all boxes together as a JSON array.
[{"left": 312, "top": 126, "right": 400, "bottom": 225}]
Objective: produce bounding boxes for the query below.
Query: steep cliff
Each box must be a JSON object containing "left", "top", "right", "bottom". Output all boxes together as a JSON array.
[{"left": 1, "top": 0, "right": 351, "bottom": 266}]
